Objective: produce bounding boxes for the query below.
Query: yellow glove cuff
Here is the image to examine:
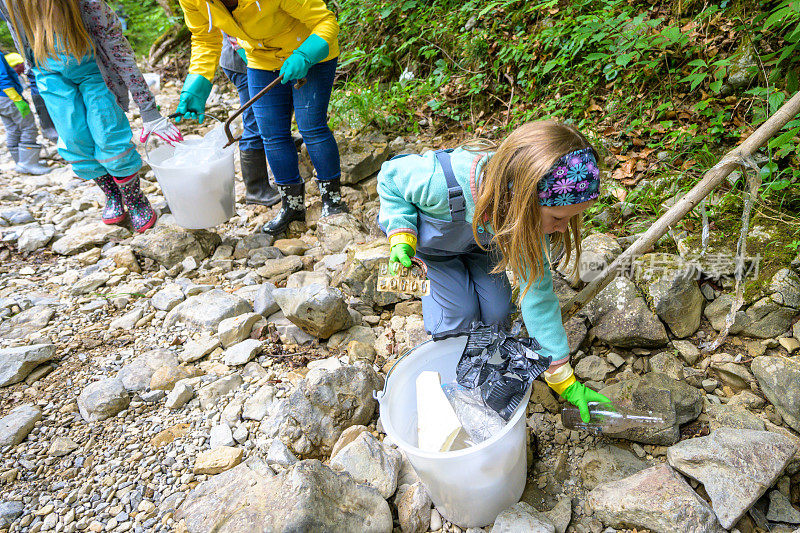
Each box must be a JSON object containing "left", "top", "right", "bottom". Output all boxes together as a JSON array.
[
  {"left": 544, "top": 363, "right": 575, "bottom": 396},
  {"left": 3, "top": 88, "right": 22, "bottom": 102},
  {"left": 389, "top": 233, "right": 417, "bottom": 252}
]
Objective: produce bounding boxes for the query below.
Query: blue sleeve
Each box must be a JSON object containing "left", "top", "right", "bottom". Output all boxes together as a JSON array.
[
  {"left": 0, "top": 57, "right": 21, "bottom": 93},
  {"left": 518, "top": 238, "right": 570, "bottom": 365},
  {"left": 377, "top": 156, "right": 424, "bottom": 238}
]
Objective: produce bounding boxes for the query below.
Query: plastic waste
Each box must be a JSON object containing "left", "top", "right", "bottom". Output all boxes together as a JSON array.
[
  {"left": 161, "top": 126, "right": 228, "bottom": 168},
  {"left": 561, "top": 402, "right": 672, "bottom": 436},
  {"left": 416, "top": 371, "right": 470, "bottom": 452},
  {"left": 142, "top": 72, "right": 161, "bottom": 95},
  {"left": 441, "top": 382, "right": 506, "bottom": 444},
  {"left": 456, "top": 323, "right": 551, "bottom": 421}
]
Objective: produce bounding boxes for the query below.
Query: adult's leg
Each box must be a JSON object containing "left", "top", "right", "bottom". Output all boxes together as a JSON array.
[
  {"left": 464, "top": 250, "right": 514, "bottom": 327},
  {"left": 221, "top": 67, "right": 262, "bottom": 152},
  {"left": 247, "top": 67, "right": 300, "bottom": 185},
  {"left": 417, "top": 252, "right": 481, "bottom": 338}
]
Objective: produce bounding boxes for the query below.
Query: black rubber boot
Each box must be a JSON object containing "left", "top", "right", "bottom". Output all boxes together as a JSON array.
[
  {"left": 318, "top": 178, "right": 349, "bottom": 218},
  {"left": 262, "top": 182, "right": 305, "bottom": 235},
  {"left": 240, "top": 149, "right": 280, "bottom": 206}
]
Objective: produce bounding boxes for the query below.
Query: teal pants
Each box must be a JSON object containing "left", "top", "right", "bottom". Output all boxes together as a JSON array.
[{"left": 33, "top": 53, "right": 141, "bottom": 180}]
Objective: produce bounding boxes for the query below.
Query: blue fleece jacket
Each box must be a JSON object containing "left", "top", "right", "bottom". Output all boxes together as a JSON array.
[
  {"left": 0, "top": 54, "right": 23, "bottom": 96},
  {"left": 377, "top": 147, "right": 570, "bottom": 365}
]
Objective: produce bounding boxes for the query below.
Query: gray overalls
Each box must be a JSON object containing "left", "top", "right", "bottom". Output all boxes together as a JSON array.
[{"left": 410, "top": 150, "right": 514, "bottom": 339}]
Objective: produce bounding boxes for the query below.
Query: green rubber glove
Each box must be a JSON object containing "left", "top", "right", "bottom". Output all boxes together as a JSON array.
[
  {"left": 175, "top": 73, "right": 212, "bottom": 124},
  {"left": 14, "top": 99, "right": 30, "bottom": 118},
  {"left": 560, "top": 381, "right": 612, "bottom": 423},
  {"left": 236, "top": 47, "right": 248, "bottom": 65},
  {"left": 279, "top": 34, "right": 329, "bottom": 84},
  {"left": 389, "top": 243, "right": 414, "bottom": 273}
]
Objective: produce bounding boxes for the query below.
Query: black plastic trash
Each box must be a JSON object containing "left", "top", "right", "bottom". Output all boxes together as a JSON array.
[{"left": 456, "top": 323, "right": 551, "bottom": 421}]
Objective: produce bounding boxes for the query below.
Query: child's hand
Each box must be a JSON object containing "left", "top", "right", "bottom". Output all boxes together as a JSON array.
[
  {"left": 389, "top": 243, "right": 414, "bottom": 273},
  {"left": 559, "top": 381, "right": 611, "bottom": 423}
]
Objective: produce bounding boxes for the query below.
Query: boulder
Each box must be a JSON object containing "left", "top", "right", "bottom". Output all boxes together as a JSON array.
[
  {"left": 667, "top": 429, "right": 796, "bottom": 529},
  {"left": 273, "top": 284, "right": 351, "bottom": 339},
  {"left": 165, "top": 289, "right": 252, "bottom": 331},
  {"left": 174, "top": 460, "right": 392, "bottom": 533},
  {"left": 329, "top": 432, "right": 401, "bottom": 498},
  {"left": 0, "top": 306, "right": 55, "bottom": 340},
  {"left": 130, "top": 223, "right": 220, "bottom": 268},
  {"left": 51, "top": 221, "right": 129, "bottom": 255},
  {"left": 0, "top": 404, "right": 42, "bottom": 447},
  {"left": 334, "top": 240, "right": 402, "bottom": 307},
  {"left": 317, "top": 213, "right": 367, "bottom": 254},
  {"left": 493, "top": 502, "right": 555, "bottom": 533},
  {"left": 752, "top": 356, "right": 800, "bottom": 433},
  {"left": 78, "top": 378, "right": 130, "bottom": 422},
  {"left": 0, "top": 343, "right": 57, "bottom": 387},
  {"left": 705, "top": 294, "right": 795, "bottom": 339},
  {"left": 580, "top": 445, "right": 649, "bottom": 490}
]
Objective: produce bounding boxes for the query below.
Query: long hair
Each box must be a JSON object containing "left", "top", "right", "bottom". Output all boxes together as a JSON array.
[
  {"left": 7, "top": 0, "right": 94, "bottom": 64},
  {"left": 472, "top": 120, "right": 597, "bottom": 295}
]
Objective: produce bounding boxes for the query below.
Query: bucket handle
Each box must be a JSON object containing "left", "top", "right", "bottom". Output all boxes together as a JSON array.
[{"left": 142, "top": 113, "right": 225, "bottom": 163}]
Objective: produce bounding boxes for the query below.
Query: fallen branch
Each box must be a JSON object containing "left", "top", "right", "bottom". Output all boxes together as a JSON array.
[{"left": 561, "top": 90, "right": 800, "bottom": 322}]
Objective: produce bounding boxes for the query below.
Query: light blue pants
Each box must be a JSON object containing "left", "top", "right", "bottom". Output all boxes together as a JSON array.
[{"left": 33, "top": 53, "right": 141, "bottom": 180}]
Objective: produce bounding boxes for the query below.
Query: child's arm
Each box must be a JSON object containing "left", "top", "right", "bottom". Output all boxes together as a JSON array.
[
  {"left": 377, "top": 158, "right": 424, "bottom": 255},
  {"left": 82, "top": 0, "right": 160, "bottom": 123}
]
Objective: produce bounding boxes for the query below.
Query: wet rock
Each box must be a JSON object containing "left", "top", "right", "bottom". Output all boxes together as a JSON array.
[
  {"left": 117, "top": 348, "right": 179, "bottom": 392},
  {"left": 261, "top": 363, "right": 382, "bottom": 458},
  {"left": 557, "top": 233, "right": 621, "bottom": 286},
  {"left": 396, "top": 482, "right": 431, "bottom": 533},
  {"left": 667, "top": 428, "right": 796, "bottom": 529},
  {"left": 599, "top": 372, "right": 702, "bottom": 445},
  {"left": 334, "top": 240, "right": 402, "bottom": 307},
  {"left": 242, "top": 384, "right": 276, "bottom": 421},
  {"left": 580, "top": 445, "right": 649, "bottom": 490},
  {"left": 317, "top": 213, "right": 367, "bottom": 253},
  {"left": 633, "top": 253, "right": 703, "bottom": 338},
  {"left": 218, "top": 313, "right": 261, "bottom": 348},
  {"left": 130, "top": 223, "right": 220, "bottom": 268},
  {"left": 51, "top": 221, "right": 129, "bottom": 255},
  {"left": 0, "top": 343, "right": 57, "bottom": 386},
  {"left": 78, "top": 378, "right": 130, "bottom": 422},
  {"left": 193, "top": 446, "right": 243, "bottom": 475},
  {"left": 0, "top": 306, "right": 55, "bottom": 340},
  {"left": 222, "top": 339, "right": 261, "bottom": 366},
  {"left": 165, "top": 289, "right": 252, "bottom": 331},
  {"left": 174, "top": 460, "right": 392, "bottom": 533},
  {"left": 493, "top": 502, "right": 555, "bottom": 533},
  {"left": 587, "top": 464, "right": 721, "bottom": 533},
  {"left": 273, "top": 284, "right": 351, "bottom": 339},
  {"left": 253, "top": 283, "right": 279, "bottom": 317},
  {"left": 17, "top": 223, "right": 55, "bottom": 253},
  {"left": 705, "top": 294, "right": 795, "bottom": 339},
  {"left": 330, "top": 432, "right": 401, "bottom": 498},
  {"left": 151, "top": 284, "right": 185, "bottom": 311},
  {"left": 752, "top": 356, "right": 800, "bottom": 433},
  {"left": 584, "top": 277, "right": 668, "bottom": 348},
  {"left": 770, "top": 268, "right": 800, "bottom": 309},
  {"left": 767, "top": 490, "right": 800, "bottom": 524},
  {"left": 198, "top": 375, "right": 244, "bottom": 410},
  {"left": 0, "top": 404, "right": 42, "bottom": 447}
]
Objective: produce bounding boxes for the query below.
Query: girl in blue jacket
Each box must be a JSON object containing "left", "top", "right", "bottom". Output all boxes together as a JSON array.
[{"left": 378, "top": 120, "right": 609, "bottom": 422}]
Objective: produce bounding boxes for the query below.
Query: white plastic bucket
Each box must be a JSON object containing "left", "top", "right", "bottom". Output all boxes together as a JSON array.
[
  {"left": 377, "top": 335, "right": 531, "bottom": 528},
  {"left": 146, "top": 136, "right": 236, "bottom": 229}
]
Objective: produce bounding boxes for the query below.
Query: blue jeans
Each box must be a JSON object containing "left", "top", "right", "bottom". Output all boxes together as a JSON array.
[
  {"left": 247, "top": 58, "right": 340, "bottom": 185},
  {"left": 221, "top": 67, "right": 262, "bottom": 152}
]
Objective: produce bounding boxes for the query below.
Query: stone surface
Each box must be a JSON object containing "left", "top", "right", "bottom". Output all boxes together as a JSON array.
[
  {"left": 51, "top": 222, "right": 129, "bottom": 255},
  {"left": 165, "top": 289, "right": 252, "bottom": 331},
  {"left": 222, "top": 339, "right": 262, "bottom": 366},
  {"left": 396, "top": 482, "right": 431, "bottom": 533},
  {"left": 493, "top": 502, "right": 555, "bottom": 533},
  {"left": 17, "top": 223, "right": 55, "bottom": 253},
  {"left": 340, "top": 138, "right": 391, "bottom": 184},
  {"left": 266, "top": 439, "right": 298, "bottom": 467},
  {"left": 0, "top": 306, "right": 55, "bottom": 340},
  {"left": 706, "top": 404, "right": 765, "bottom": 431},
  {"left": 242, "top": 384, "right": 276, "bottom": 421},
  {"left": 180, "top": 336, "right": 220, "bottom": 363},
  {"left": 0, "top": 404, "right": 42, "bottom": 447},
  {"left": 587, "top": 464, "right": 721, "bottom": 533},
  {"left": 599, "top": 372, "right": 702, "bottom": 445},
  {"left": 317, "top": 213, "right": 367, "bottom": 253},
  {"left": 580, "top": 445, "right": 649, "bottom": 490},
  {"left": 174, "top": 460, "right": 392, "bottom": 532},
  {"left": 253, "top": 283, "right": 280, "bottom": 317},
  {"left": 48, "top": 436, "right": 79, "bottom": 457},
  {"left": 0, "top": 343, "right": 57, "bottom": 387},
  {"left": 197, "top": 375, "right": 244, "bottom": 410},
  {"left": 557, "top": 233, "right": 621, "bottom": 286},
  {"left": 150, "top": 365, "right": 199, "bottom": 391},
  {"left": 633, "top": 253, "right": 704, "bottom": 338},
  {"left": 78, "top": 378, "right": 130, "bottom": 422},
  {"left": 256, "top": 256, "right": 304, "bottom": 281},
  {"left": 130, "top": 223, "right": 221, "bottom": 268},
  {"left": 210, "top": 424, "right": 235, "bottom": 448},
  {"left": 705, "top": 294, "right": 796, "bottom": 338},
  {"left": 331, "top": 425, "right": 370, "bottom": 458},
  {"left": 217, "top": 312, "right": 261, "bottom": 348},
  {"left": 667, "top": 428, "right": 796, "bottom": 529},
  {"left": 165, "top": 381, "right": 194, "bottom": 409},
  {"left": 117, "top": 348, "right": 178, "bottom": 392},
  {"left": 193, "top": 446, "right": 243, "bottom": 475},
  {"left": 151, "top": 284, "right": 185, "bottom": 311},
  {"left": 584, "top": 277, "right": 669, "bottom": 348},
  {"left": 334, "top": 240, "right": 402, "bottom": 307},
  {"left": 574, "top": 355, "right": 614, "bottom": 382},
  {"left": 273, "top": 284, "right": 351, "bottom": 339},
  {"left": 330, "top": 432, "right": 401, "bottom": 498},
  {"left": 770, "top": 268, "right": 800, "bottom": 309},
  {"left": 648, "top": 351, "right": 685, "bottom": 380},
  {"left": 673, "top": 340, "right": 701, "bottom": 365},
  {"left": 543, "top": 498, "right": 572, "bottom": 533},
  {"left": 0, "top": 501, "right": 24, "bottom": 529},
  {"left": 286, "top": 270, "right": 331, "bottom": 289},
  {"left": 752, "top": 356, "right": 800, "bottom": 433},
  {"left": 261, "top": 363, "right": 382, "bottom": 457},
  {"left": 767, "top": 490, "right": 800, "bottom": 524}
]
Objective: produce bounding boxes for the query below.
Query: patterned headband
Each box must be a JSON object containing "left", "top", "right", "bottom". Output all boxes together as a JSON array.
[{"left": 537, "top": 147, "right": 600, "bottom": 207}]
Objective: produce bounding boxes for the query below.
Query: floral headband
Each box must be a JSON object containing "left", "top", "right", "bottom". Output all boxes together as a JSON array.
[{"left": 537, "top": 147, "right": 600, "bottom": 207}]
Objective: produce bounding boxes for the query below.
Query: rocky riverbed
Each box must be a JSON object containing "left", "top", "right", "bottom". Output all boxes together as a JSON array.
[{"left": 1, "top": 83, "right": 800, "bottom": 533}]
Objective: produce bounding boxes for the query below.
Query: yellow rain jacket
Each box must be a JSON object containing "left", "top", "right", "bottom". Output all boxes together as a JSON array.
[{"left": 179, "top": 0, "right": 339, "bottom": 82}]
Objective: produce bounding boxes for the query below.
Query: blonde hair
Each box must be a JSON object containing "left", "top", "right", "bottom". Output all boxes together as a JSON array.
[
  {"left": 472, "top": 121, "right": 597, "bottom": 295},
  {"left": 7, "top": 0, "right": 94, "bottom": 64}
]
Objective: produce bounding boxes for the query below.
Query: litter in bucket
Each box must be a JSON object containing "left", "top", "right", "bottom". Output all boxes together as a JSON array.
[
  {"left": 145, "top": 120, "right": 236, "bottom": 230},
  {"left": 377, "top": 335, "right": 533, "bottom": 528}
]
